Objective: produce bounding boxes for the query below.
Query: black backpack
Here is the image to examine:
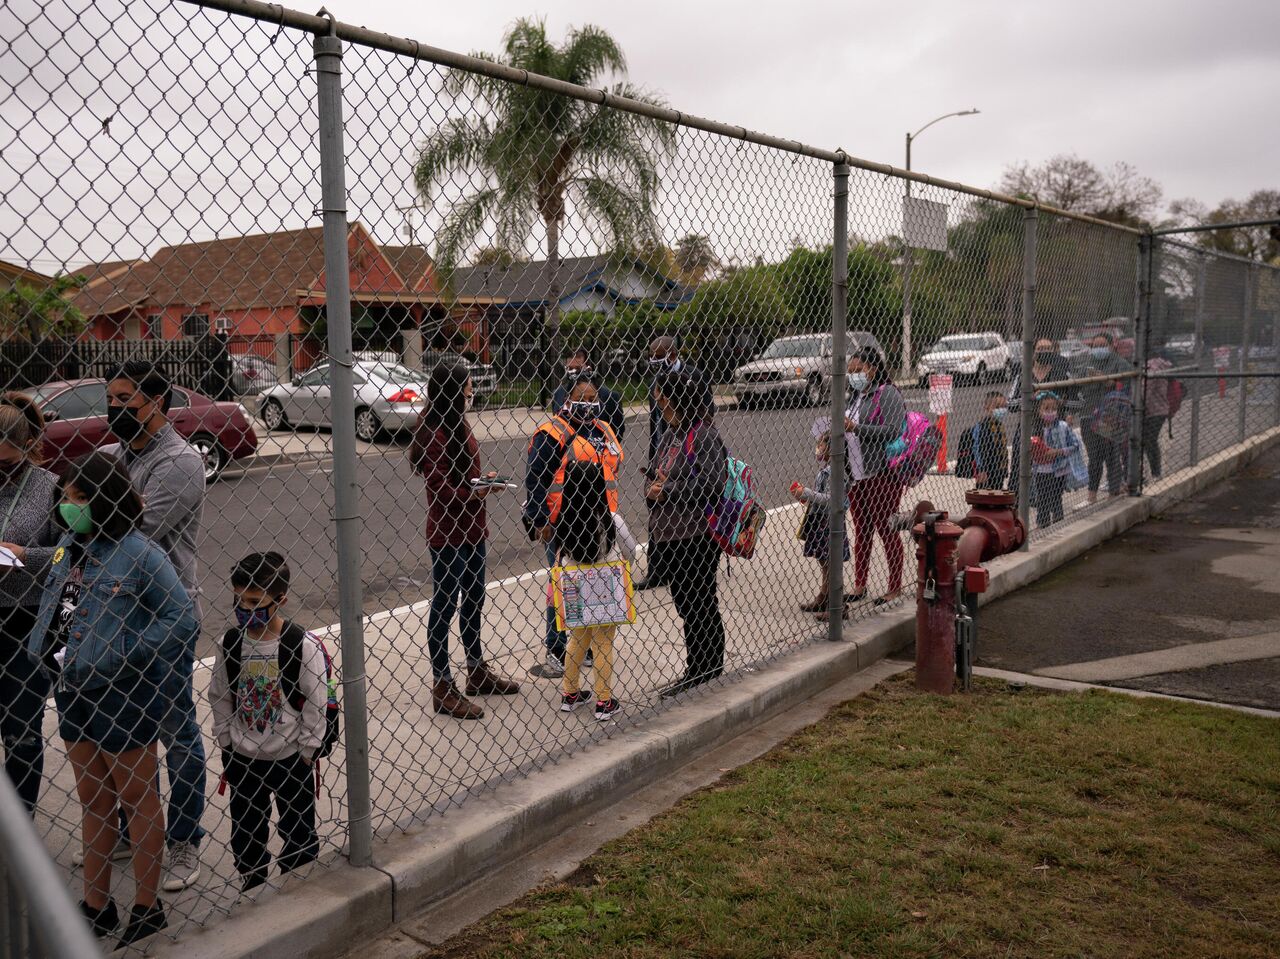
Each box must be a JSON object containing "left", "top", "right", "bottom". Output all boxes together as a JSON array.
[
  {"left": 222, "top": 620, "right": 341, "bottom": 759},
  {"left": 954, "top": 423, "right": 978, "bottom": 479}
]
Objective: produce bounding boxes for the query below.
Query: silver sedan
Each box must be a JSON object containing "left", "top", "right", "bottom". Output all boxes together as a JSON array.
[{"left": 257, "top": 359, "right": 429, "bottom": 442}]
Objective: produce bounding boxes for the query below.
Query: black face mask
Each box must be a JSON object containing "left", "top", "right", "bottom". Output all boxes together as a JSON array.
[
  {"left": 107, "top": 404, "right": 146, "bottom": 441},
  {"left": 1034, "top": 351, "right": 1054, "bottom": 364}
]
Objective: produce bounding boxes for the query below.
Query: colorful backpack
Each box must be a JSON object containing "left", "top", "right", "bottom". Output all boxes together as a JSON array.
[
  {"left": 222, "top": 622, "right": 342, "bottom": 759},
  {"left": 866, "top": 387, "right": 939, "bottom": 489},
  {"left": 684, "top": 427, "right": 767, "bottom": 558},
  {"left": 1090, "top": 384, "right": 1133, "bottom": 443}
]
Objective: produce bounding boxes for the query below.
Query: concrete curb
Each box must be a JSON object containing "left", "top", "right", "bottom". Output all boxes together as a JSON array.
[{"left": 154, "top": 425, "right": 1280, "bottom": 959}]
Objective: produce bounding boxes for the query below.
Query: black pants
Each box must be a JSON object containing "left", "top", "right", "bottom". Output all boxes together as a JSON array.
[
  {"left": 1142, "top": 416, "right": 1166, "bottom": 478},
  {"left": 0, "top": 606, "right": 49, "bottom": 813},
  {"left": 1083, "top": 425, "right": 1125, "bottom": 495},
  {"left": 664, "top": 535, "right": 725, "bottom": 681},
  {"left": 1032, "top": 473, "right": 1066, "bottom": 528},
  {"left": 225, "top": 752, "right": 318, "bottom": 888}
]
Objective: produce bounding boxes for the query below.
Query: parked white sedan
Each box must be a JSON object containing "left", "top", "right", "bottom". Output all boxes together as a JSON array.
[
  {"left": 916, "top": 332, "right": 1012, "bottom": 386},
  {"left": 258, "top": 359, "right": 429, "bottom": 442}
]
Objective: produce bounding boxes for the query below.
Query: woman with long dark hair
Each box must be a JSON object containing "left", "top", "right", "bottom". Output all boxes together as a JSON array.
[
  {"left": 27, "top": 452, "right": 197, "bottom": 945},
  {"left": 0, "top": 393, "right": 60, "bottom": 813},
  {"left": 410, "top": 358, "right": 519, "bottom": 720},
  {"left": 841, "top": 347, "right": 907, "bottom": 613},
  {"left": 646, "top": 369, "right": 728, "bottom": 697}
]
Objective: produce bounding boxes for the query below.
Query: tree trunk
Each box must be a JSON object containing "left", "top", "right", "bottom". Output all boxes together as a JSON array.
[{"left": 541, "top": 215, "right": 561, "bottom": 408}]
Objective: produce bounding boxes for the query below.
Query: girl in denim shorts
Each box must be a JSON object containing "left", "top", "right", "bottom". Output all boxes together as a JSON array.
[{"left": 27, "top": 453, "right": 197, "bottom": 947}]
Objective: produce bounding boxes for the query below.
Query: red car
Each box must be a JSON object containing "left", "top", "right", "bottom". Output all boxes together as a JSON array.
[{"left": 30, "top": 379, "right": 258, "bottom": 482}]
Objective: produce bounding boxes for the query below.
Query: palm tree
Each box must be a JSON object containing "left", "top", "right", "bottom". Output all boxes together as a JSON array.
[{"left": 414, "top": 18, "right": 676, "bottom": 389}]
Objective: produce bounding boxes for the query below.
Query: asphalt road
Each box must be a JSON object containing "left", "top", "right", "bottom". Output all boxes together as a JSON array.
[{"left": 195, "top": 379, "right": 1003, "bottom": 655}]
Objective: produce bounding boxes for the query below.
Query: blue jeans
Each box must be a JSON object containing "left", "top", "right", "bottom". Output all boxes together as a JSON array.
[
  {"left": 544, "top": 541, "right": 566, "bottom": 660},
  {"left": 428, "top": 542, "right": 487, "bottom": 684}
]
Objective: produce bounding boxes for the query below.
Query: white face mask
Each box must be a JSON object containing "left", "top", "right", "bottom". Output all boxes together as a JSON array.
[
  {"left": 464, "top": 394, "right": 474, "bottom": 412},
  {"left": 847, "top": 372, "right": 869, "bottom": 393}
]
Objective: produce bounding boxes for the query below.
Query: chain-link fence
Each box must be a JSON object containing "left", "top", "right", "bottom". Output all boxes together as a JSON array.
[{"left": 1, "top": 0, "right": 1278, "bottom": 949}]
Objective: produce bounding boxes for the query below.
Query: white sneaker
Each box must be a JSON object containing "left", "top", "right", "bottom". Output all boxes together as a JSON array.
[
  {"left": 71, "top": 836, "right": 131, "bottom": 866},
  {"left": 161, "top": 840, "right": 202, "bottom": 892}
]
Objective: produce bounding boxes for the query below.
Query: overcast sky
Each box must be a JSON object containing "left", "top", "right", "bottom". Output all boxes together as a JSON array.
[
  {"left": 3, "top": 0, "right": 1278, "bottom": 271},
  {"left": 339, "top": 0, "right": 1278, "bottom": 210}
]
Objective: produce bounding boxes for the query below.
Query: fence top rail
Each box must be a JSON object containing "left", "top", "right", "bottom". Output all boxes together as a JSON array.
[
  {"left": 1154, "top": 233, "right": 1280, "bottom": 270},
  {"left": 183, "top": 0, "right": 1143, "bottom": 237}
]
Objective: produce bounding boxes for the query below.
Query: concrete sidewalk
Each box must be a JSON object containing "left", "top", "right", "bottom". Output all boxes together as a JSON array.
[
  {"left": 978, "top": 440, "right": 1280, "bottom": 710},
  {"left": 30, "top": 415, "right": 1280, "bottom": 956}
]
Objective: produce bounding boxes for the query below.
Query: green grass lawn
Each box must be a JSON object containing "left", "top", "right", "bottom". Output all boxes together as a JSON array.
[
  {"left": 419, "top": 675, "right": 1280, "bottom": 959},
  {"left": 486, "top": 379, "right": 652, "bottom": 410}
]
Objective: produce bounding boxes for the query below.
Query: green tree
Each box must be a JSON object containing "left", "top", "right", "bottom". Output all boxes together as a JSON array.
[
  {"left": 1169, "top": 189, "right": 1280, "bottom": 263},
  {"left": 673, "top": 234, "right": 719, "bottom": 285},
  {"left": 670, "top": 266, "right": 792, "bottom": 382},
  {"left": 0, "top": 273, "right": 86, "bottom": 341},
  {"left": 414, "top": 17, "right": 676, "bottom": 384}
]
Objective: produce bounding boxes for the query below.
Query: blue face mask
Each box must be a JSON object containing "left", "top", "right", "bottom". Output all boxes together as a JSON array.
[
  {"left": 992, "top": 407, "right": 1007, "bottom": 420},
  {"left": 234, "top": 600, "right": 278, "bottom": 632},
  {"left": 847, "top": 372, "right": 869, "bottom": 393},
  {"left": 1090, "top": 346, "right": 1110, "bottom": 359}
]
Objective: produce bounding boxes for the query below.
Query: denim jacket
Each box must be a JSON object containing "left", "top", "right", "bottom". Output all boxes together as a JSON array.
[{"left": 26, "top": 530, "right": 197, "bottom": 693}]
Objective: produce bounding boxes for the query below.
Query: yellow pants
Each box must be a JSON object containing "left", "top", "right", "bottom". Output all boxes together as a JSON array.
[{"left": 563, "top": 624, "right": 616, "bottom": 701}]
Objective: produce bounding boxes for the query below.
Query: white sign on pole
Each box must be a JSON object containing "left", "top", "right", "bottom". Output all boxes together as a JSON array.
[
  {"left": 903, "top": 196, "right": 949, "bottom": 252},
  {"left": 928, "top": 374, "right": 954, "bottom": 415},
  {"left": 1212, "top": 346, "right": 1232, "bottom": 370}
]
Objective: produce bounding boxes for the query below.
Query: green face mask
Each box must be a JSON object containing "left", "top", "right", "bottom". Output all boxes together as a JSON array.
[{"left": 59, "top": 502, "right": 93, "bottom": 535}]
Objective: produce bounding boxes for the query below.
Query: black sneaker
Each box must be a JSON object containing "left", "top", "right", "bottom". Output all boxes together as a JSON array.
[
  {"left": 594, "top": 698, "right": 619, "bottom": 720},
  {"left": 115, "top": 901, "right": 167, "bottom": 949},
  {"left": 584, "top": 649, "right": 595, "bottom": 668},
  {"left": 78, "top": 899, "right": 119, "bottom": 938},
  {"left": 560, "top": 690, "right": 591, "bottom": 711}
]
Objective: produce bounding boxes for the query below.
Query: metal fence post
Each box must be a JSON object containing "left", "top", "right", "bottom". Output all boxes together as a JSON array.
[
  {"left": 827, "top": 162, "right": 850, "bottom": 638},
  {"left": 1238, "top": 264, "right": 1254, "bottom": 444},
  {"left": 314, "top": 25, "right": 374, "bottom": 868},
  {"left": 1272, "top": 267, "right": 1280, "bottom": 428},
  {"left": 1129, "top": 233, "right": 1154, "bottom": 494},
  {"left": 1190, "top": 254, "right": 1206, "bottom": 465},
  {"left": 1016, "top": 207, "right": 1037, "bottom": 547}
]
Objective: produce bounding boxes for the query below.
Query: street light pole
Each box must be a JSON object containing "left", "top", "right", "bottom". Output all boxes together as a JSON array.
[{"left": 900, "top": 108, "right": 980, "bottom": 381}]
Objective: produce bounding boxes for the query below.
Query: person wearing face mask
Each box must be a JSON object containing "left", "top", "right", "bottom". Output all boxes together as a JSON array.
[
  {"left": 1008, "top": 337, "right": 1073, "bottom": 416},
  {"left": 550, "top": 348, "right": 626, "bottom": 440},
  {"left": 1029, "top": 392, "right": 1086, "bottom": 528},
  {"left": 971, "top": 392, "right": 1010, "bottom": 490},
  {"left": 839, "top": 348, "right": 907, "bottom": 613},
  {"left": 1077, "top": 331, "right": 1134, "bottom": 503},
  {"left": 26, "top": 452, "right": 197, "bottom": 946},
  {"left": 0, "top": 394, "right": 60, "bottom": 813},
  {"left": 97, "top": 361, "right": 207, "bottom": 893},
  {"left": 209, "top": 552, "right": 324, "bottom": 893},
  {"left": 411, "top": 359, "right": 519, "bottom": 720},
  {"left": 640, "top": 336, "right": 708, "bottom": 592},
  {"left": 525, "top": 379, "right": 624, "bottom": 678}
]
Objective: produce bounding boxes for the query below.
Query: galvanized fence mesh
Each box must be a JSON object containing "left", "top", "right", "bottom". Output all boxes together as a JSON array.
[{"left": 0, "top": 0, "right": 1278, "bottom": 949}]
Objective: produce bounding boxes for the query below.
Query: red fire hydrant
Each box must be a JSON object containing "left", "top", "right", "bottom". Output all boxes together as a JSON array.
[{"left": 911, "top": 489, "right": 1025, "bottom": 693}]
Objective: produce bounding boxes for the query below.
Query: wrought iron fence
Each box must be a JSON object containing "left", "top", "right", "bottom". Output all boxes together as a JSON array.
[{"left": 0, "top": 0, "right": 1277, "bottom": 948}]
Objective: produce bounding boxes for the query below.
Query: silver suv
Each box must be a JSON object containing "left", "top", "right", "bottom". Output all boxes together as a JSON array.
[{"left": 733, "top": 332, "right": 887, "bottom": 408}]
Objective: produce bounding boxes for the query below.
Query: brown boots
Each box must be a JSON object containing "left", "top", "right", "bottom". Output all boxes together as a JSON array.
[
  {"left": 799, "top": 594, "right": 827, "bottom": 613},
  {"left": 432, "top": 664, "right": 521, "bottom": 721},
  {"left": 432, "top": 679, "right": 484, "bottom": 720},
  {"left": 466, "top": 662, "right": 521, "bottom": 697}
]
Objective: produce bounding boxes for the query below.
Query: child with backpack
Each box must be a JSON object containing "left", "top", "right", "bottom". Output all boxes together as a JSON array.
[
  {"left": 791, "top": 431, "right": 850, "bottom": 614},
  {"left": 555, "top": 451, "right": 637, "bottom": 721},
  {"left": 1030, "top": 392, "right": 1086, "bottom": 528},
  {"left": 210, "top": 552, "right": 329, "bottom": 892},
  {"left": 956, "top": 392, "right": 1010, "bottom": 489}
]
